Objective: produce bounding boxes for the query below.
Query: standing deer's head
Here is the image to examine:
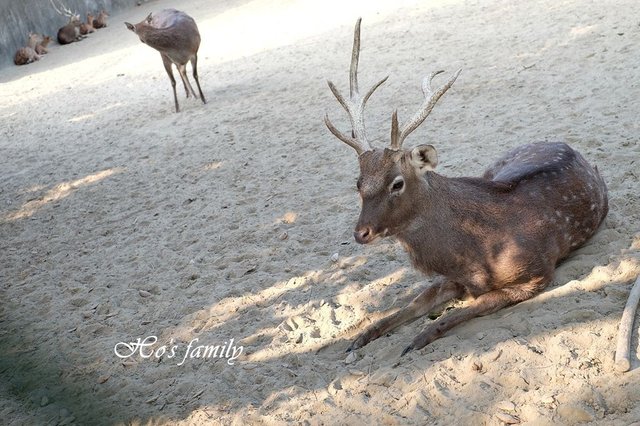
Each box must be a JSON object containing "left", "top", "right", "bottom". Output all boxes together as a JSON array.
[
  {"left": 325, "top": 18, "right": 460, "bottom": 244},
  {"left": 124, "top": 13, "right": 153, "bottom": 41}
]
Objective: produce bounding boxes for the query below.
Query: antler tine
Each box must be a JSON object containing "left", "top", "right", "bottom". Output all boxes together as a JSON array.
[
  {"left": 325, "top": 18, "right": 388, "bottom": 155},
  {"left": 349, "top": 18, "right": 361, "bottom": 98},
  {"left": 324, "top": 114, "right": 365, "bottom": 155},
  {"left": 390, "top": 68, "right": 462, "bottom": 150},
  {"left": 49, "top": 0, "right": 74, "bottom": 17}
]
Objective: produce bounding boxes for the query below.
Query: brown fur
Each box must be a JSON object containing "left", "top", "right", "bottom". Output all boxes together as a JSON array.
[
  {"left": 80, "top": 13, "right": 96, "bottom": 34},
  {"left": 14, "top": 33, "right": 44, "bottom": 65},
  {"left": 93, "top": 10, "right": 109, "bottom": 29},
  {"left": 57, "top": 15, "right": 83, "bottom": 45},
  {"left": 14, "top": 47, "right": 40, "bottom": 65},
  {"left": 326, "top": 20, "right": 608, "bottom": 356},
  {"left": 35, "top": 36, "right": 51, "bottom": 54},
  {"left": 346, "top": 143, "right": 608, "bottom": 354},
  {"left": 124, "top": 9, "right": 207, "bottom": 112}
]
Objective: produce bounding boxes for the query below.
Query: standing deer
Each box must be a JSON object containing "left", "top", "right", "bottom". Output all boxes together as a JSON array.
[
  {"left": 125, "top": 9, "right": 206, "bottom": 113},
  {"left": 325, "top": 19, "right": 608, "bottom": 355}
]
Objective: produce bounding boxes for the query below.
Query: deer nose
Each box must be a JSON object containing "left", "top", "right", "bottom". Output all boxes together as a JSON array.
[{"left": 354, "top": 226, "right": 374, "bottom": 244}]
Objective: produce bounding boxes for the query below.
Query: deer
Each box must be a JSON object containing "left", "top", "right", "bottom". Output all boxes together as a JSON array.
[
  {"left": 80, "top": 13, "right": 96, "bottom": 35},
  {"left": 33, "top": 34, "right": 51, "bottom": 55},
  {"left": 324, "top": 19, "right": 609, "bottom": 356},
  {"left": 57, "top": 14, "right": 84, "bottom": 45},
  {"left": 14, "top": 47, "right": 40, "bottom": 66},
  {"left": 14, "top": 33, "right": 43, "bottom": 65},
  {"left": 50, "top": 0, "right": 84, "bottom": 45},
  {"left": 93, "top": 10, "right": 109, "bottom": 29},
  {"left": 125, "top": 9, "right": 207, "bottom": 113}
]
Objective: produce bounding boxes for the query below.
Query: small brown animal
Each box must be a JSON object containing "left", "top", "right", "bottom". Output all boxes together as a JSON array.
[
  {"left": 14, "top": 47, "right": 40, "bottom": 66},
  {"left": 93, "top": 10, "right": 109, "bottom": 29},
  {"left": 125, "top": 9, "right": 207, "bottom": 112},
  {"left": 57, "top": 14, "right": 84, "bottom": 44},
  {"left": 35, "top": 35, "right": 51, "bottom": 54},
  {"left": 80, "top": 13, "right": 96, "bottom": 35},
  {"left": 325, "top": 19, "right": 608, "bottom": 356},
  {"left": 14, "top": 33, "right": 43, "bottom": 65}
]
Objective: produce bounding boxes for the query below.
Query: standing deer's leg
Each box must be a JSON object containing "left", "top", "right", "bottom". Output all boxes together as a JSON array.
[
  {"left": 161, "top": 54, "right": 179, "bottom": 112},
  {"left": 347, "top": 279, "right": 466, "bottom": 352},
  {"left": 190, "top": 55, "right": 206, "bottom": 104},
  {"left": 403, "top": 275, "right": 550, "bottom": 355},
  {"left": 177, "top": 63, "right": 197, "bottom": 99}
]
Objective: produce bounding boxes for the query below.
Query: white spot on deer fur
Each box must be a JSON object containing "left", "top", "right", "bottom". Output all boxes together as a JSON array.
[
  {"left": 590, "top": 204, "right": 596, "bottom": 210},
  {"left": 555, "top": 210, "right": 562, "bottom": 217}
]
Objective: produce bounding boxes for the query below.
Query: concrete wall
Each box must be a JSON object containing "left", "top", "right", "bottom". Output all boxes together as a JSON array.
[{"left": 0, "top": 0, "right": 142, "bottom": 69}]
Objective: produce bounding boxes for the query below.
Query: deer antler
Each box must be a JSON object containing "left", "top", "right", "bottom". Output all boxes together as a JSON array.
[
  {"left": 390, "top": 68, "right": 462, "bottom": 150},
  {"left": 49, "top": 0, "right": 76, "bottom": 17},
  {"left": 325, "top": 18, "right": 388, "bottom": 155}
]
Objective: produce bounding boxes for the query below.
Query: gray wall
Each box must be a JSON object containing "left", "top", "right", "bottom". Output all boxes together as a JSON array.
[{"left": 0, "top": 0, "right": 141, "bottom": 69}]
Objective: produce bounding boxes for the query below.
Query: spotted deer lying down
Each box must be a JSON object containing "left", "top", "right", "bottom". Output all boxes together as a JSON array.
[{"left": 325, "top": 19, "right": 608, "bottom": 355}]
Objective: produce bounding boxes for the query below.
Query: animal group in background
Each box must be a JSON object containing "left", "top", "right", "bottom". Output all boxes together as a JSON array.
[
  {"left": 325, "top": 18, "right": 608, "bottom": 356},
  {"left": 53, "top": 0, "right": 109, "bottom": 45},
  {"left": 125, "top": 9, "right": 207, "bottom": 112},
  {"left": 14, "top": 33, "right": 50, "bottom": 65},
  {"left": 13, "top": 0, "right": 109, "bottom": 66}
]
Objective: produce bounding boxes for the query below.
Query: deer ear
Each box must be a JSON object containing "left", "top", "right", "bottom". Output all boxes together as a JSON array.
[
  {"left": 125, "top": 22, "right": 134, "bottom": 31},
  {"left": 409, "top": 144, "right": 438, "bottom": 174}
]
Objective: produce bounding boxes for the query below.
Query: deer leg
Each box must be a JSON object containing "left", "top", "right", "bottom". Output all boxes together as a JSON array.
[
  {"left": 190, "top": 55, "right": 207, "bottom": 104},
  {"left": 347, "top": 279, "right": 465, "bottom": 352},
  {"left": 177, "top": 64, "right": 196, "bottom": 99},
  {"left": 161, "top": 54, "right": 179, "bottom": 113},
  {"left": 402, "top": 276, "right": 549, "bottom": 355}
]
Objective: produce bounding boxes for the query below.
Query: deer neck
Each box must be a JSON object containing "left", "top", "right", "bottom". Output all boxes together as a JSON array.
[{"left": 395, "top": 172, "right": 496, "bottom": 276}]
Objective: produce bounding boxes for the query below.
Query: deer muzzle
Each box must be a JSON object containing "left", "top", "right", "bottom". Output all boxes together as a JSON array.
[{"left": 354, "top": 225, "right": 388, "bottom": 244}]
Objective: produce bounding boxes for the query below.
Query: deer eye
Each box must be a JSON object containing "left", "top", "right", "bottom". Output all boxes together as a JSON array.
[{"left": 390, "top": 176, "right": 405, "bottom": 193}]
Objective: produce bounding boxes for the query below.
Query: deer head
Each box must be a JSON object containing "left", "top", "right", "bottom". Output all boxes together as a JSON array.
[{"left": 325, "top": 18, "right": 461, "bottom": 244}]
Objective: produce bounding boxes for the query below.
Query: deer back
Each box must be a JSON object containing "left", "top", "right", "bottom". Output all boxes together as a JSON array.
[
  {"left": 483, "top": 142, "right": 608, "bottom": 257},
  {"left": 125, "top": 9, "right": 201, "bottom": 64}
]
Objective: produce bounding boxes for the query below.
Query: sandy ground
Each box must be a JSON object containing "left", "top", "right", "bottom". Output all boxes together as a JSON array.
[{"left": 1, "top": 0, "right": 640, "bottom": 424}]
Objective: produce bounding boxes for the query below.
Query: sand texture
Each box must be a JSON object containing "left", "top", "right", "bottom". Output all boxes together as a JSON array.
[{"left": 1, "top": 0, "right": 639, "bottom": 424}]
